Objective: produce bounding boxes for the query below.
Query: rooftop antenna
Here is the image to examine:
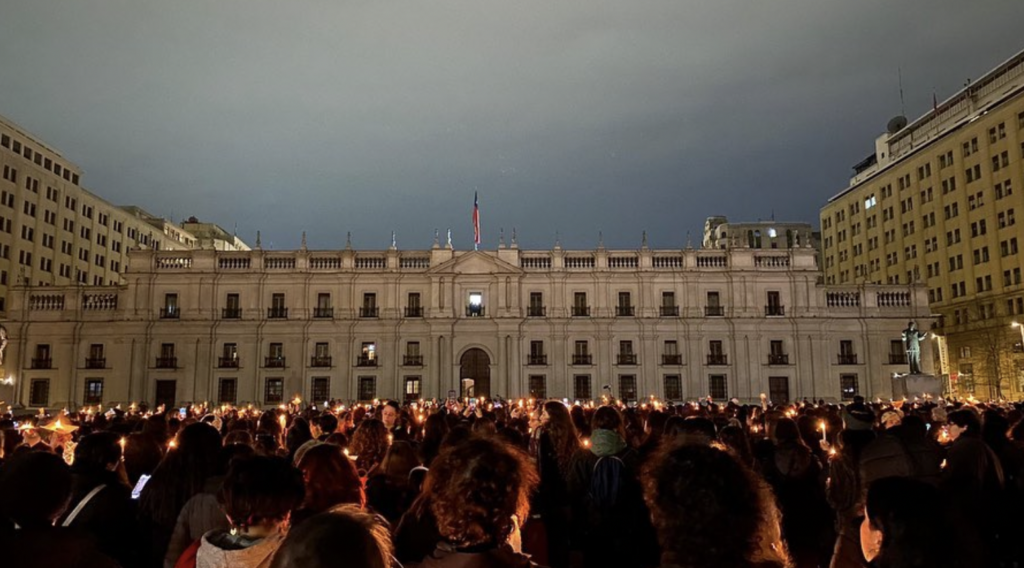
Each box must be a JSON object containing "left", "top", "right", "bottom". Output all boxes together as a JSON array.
[{"left": 898, "top": 66, "right": 906, "bottom": 116}]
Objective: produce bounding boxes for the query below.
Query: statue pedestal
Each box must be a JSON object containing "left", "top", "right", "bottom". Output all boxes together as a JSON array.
[{"left": 891, "top": 374, "right": 942, "bottom": 399}]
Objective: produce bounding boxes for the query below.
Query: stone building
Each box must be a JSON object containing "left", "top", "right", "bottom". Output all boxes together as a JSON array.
[{"left": 1, "top": 240, "right": 931, "bottom": 410}]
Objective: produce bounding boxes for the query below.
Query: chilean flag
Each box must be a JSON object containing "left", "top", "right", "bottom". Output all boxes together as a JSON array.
[{"left": 473, "top": 192, "right": 481, "bottom": 249}]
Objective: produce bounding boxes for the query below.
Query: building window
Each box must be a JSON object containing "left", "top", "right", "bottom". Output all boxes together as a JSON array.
[
  {"left": 840, "top": 374, "right": 858, "bottom": 401},
  {"left": 769, "top": 340, "right": 788, "bottom": 365},
  {"left": 664, "top": 375, "right": 682, "bottom": 400},
  {"left": 311, "top": 342, "right": 330, "bottom": 367},
  {"left": 529, "top": 375, "right": 547, "bottom": 399},
  {"left": 769, "top": 376, "right": 789, "bottom": 404},
  {"left": 528, "top": 292, "right": 545, "bottom": 317},
  {"left": 265, "top": 378, "right": 284, "bottom": 404},
  {"left": 311, "top": 377, "right": 330, "bottom": 403},
  {"left": 220, "top": 343, "right": 239, "bottom": 368},
  {"left": 572, "top": 292, "right": 589, "bottom": 317},
  {"left": 708, "top": 375, "right": 728, "bottom": 399},
  {"left": 29, "top": 379, "right": 50, "bottom": 407},
  {"left": 405, "top": 292, "right": 422, "bottom": 317},
  {"left": 84, "top": 379, "right": 104, "bottom": 404},
  {"left": 359, "top": 342, "right": 377, "bottom": 366},
  {"left": 222, "top": 293, "right": 241, "bottom": 319},
  {"left": 707, "top": 340, "right": 726, "bottom": 365},
  {"left": 662, "top": 340, "right": 681, "bottom": 365},
  {"left": 660, "top": 291, "right": 678, "bottom": 316},
  {"left": 616, "top": 291, "right": 633, "bottom": 317},
  {"left": 527, "top": 340, "right": 547, "bottom": 365},
  {"left": 619, "top": 375, "right": 637, "bottom": 402},
  {"left": 314, "top": 293, "right": 332, "bottom": 318},
  {"left": 218, "top": 378, "right": 237, "bottom": 404},
  {"left": 404, "top": 376, "right": 422, "bottom": 401},
  {"left": 161, "top": 293, "right": 179, "bottom": 319},
  {"left": 766, "top": 291, "right": 784, "bottom": 316},
  {"left": 361, "top": 293, "right": 378, "bottom": 318},
  {"left": 574, "top": 375, "right": 592, "bottom": 400},
  {"left": 838, "top": 340, "right": 857, "bottom": 364},
  {"left": 467, "top": 292, "right": 484, "bottom": 317},
  {"left": 358, "top": 376, "right": 377, "bottom": 401},
  {"left": 266, "top": 343, "right": 285, "bottom": 368},
  {"left": 404, "top": 341, "right": 422, "bottom": 366},
  {"left": 269, "top": 293, "right": 287, "bottom": 318},
  {"left": 32, "top": 344, "right": 52, "bottom": 369},
  {"left": 155, "top": 380, "right": 177, "bottom": 408},
  {"left": 573, "top": 340, "right": 591, "bottom": 365},
  {"left": 617, "top": 340, "right": 636, "bottom": 365},
  {"left": 705, "top": 291, "right": 723, "bottom": 316}
]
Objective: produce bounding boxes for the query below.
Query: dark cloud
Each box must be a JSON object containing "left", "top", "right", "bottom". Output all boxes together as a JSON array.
[{"left": 1, "top": 1, "right": 1021, "bottom": 250}]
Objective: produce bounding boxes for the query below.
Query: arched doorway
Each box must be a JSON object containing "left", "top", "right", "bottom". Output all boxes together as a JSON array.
[{"left": 459, "top": 348, "right": 491, "bottom": 398}]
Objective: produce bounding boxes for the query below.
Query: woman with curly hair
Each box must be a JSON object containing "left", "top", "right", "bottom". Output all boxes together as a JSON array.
[
  {"left": 292, "top": 443, "right": 364, "bottom": 526},
  {"left": 409, "top": 436, "right": 540, "bottom": 568},
  {"left": 643, "top": 443, "right": 791, "bottom": 568},
  {"left": 349, "top": 419, "right": 389, "bottom": 477},
  {"left": 529, "top": 401, "right": 579, "bottom": 568}
]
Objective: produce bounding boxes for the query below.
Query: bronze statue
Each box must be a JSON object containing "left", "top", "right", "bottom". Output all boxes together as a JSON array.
[{"left": 902, "top": 321, "right": 927, "bottom": 374}]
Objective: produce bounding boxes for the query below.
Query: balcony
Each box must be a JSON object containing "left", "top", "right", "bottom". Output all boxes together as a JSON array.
[
  {"left": 527, "top": 354, "right": 548, "bottom": 366},
  {"left": 660, "top": 305, "right": 679, "bottom": 317},
  {"left": 765, "top": 305, "right": 786, "bottom": 317},
  {"left": 527, "top": 306, "right": 546, "bottom": 317},
  {"left": 218, "top": 357, "right": 239, "bottom": 368},
  {"left": 768, "top": 354, "right": 789, "bottom": 365},
  {"left": 360, "top": 306, "right": 379, "bottom": 318},
  {"left": 617, "top": 353, "right": 638, "bottom": 365},
  {"left": 707, "top": 353, "right": 728, "bottom": 366},
  {"left": 465, "top": 306, "right": 486, "bottom": 317},
  {"left": 222, "top": 307, "right": 242, "bottom": 319},
  {"left": 705, "top": 306, "right": 725, "bottom": 317},
  {"left": 310, "top": 356, "right": 332, "bottom": 368},
  {"left": 403, "top": 354, "right": 423, "bottom": 366},
  {"left": 85, "top": 358, "right": 106, "bottom": 369},
  {"left": 616, "top": 305, "right": 635, "bottom": 317},
  {"left": 160, "top": 307, "right": 180, "bottom": 319},
  {"left": 837, "top": 353, "right": 859, "bottom": 365},
  {"left": 572, "top": 354, "right": 593, "bottom": 365},
  {"left": 404, "top": 306, "right": 423, "bottom": 318},
  {"left": 357, "top": 356, "right": 378, "bottom": 367},
  {"left": 313, "top": 307, "right": 334, "bottom": 318},
  {"left": 265, "top": 356, "right": 286, "bottom": 368},
  {"left": 155, "top": 357, "right": 177, "bottom": 369},
  {"left": 31, "top": 358, "right": 52, "bottom": 370},
  {"left": 662, "top": 354, "right": 683, "bottom": 365},
  {"left": 888, "top": 353, "right": 908, "bottom": 365},
  {"left": 267, "top": 307, "right": 288, "bottom": 319},
  {"left": 572, "top": 306, "right": 591, "bottom": 317}
]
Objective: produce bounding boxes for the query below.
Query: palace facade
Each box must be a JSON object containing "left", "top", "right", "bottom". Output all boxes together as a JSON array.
[{"left": 1, "top": 240, "right": 932, "bottom": 410}]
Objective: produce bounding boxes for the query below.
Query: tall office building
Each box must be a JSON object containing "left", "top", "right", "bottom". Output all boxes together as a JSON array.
[
  {"left": 0, "top": 114, "right": 246, "bottom": 316},
  {"left": 1, "top": 242, "right": 929, "bottom": 410},
  {"left": 820, "top": 49, "right": 1024, "bottom": 398}
]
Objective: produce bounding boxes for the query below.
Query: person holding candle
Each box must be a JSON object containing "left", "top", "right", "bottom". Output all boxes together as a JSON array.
[{"left": 58, "top": 431, "right": 139, "bottom": 567}]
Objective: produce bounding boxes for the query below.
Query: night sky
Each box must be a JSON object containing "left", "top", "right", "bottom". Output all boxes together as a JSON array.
[{"left": 1, "top": 1, "right": 1022, "bottom": 251}]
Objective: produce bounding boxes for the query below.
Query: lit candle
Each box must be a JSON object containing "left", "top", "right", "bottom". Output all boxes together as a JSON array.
[
  {"left": 279, "top": 414, "right": 287, "bottom": 430},
  {"left": 582, "top": 438, "right": 591, "bottom": 449},
  {"left": 168, "top": 438, "right": 177, "bottom": 450},
  {"left": 820, "top": 421, "right": 827, "bottom": 441},
  {"left": 119, "top": 437, "right": 127, "bottom": 459}
]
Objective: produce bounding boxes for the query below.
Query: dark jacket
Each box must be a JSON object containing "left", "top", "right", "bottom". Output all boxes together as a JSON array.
[
  {"left": 57, "top": 469, "right": 138, "bottom": 568},
  {"left": 394, "top": 496, "right": 443, "bottom": 565},
  {"left": 407, "top": 542, "right": 544, "bottom": 568},
  {"left": 0, "top": 526, "right": 120, "bottom": 568},
  {"left": 859, "top": 426, "right": 942, "bottom": 488}
]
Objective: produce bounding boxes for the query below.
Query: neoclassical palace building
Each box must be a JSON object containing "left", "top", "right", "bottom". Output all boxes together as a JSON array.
[{"left": 1, "top": 239, "right": 933, "bottom": 410}]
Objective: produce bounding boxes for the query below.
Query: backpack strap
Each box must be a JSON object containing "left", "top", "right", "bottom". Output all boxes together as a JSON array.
[{"left": 61, "top": 484, "right": 106, "bottom": 527}]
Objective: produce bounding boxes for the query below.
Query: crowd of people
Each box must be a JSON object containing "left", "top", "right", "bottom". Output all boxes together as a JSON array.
[{"left": 0, "top": 393, "right": 1023, "bottom": 568}]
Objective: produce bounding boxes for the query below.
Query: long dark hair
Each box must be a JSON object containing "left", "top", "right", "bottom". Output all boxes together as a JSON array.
[
  {"left": 541, "top": 401, "right": 579, "bottom": 476},
  {"left": 866, "top": 477, "right": 953, "bottom": 568},
  {"left": 138, "top": 422, "right": 222, "bottom": 527}
]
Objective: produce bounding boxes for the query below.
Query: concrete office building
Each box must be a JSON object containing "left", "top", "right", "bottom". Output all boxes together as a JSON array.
[
  {"left": 0, "top": 114, "right": 245, "bottom": 317},
  {"left": 820, "top": 48, "right": 1024, "bottom": 398}
]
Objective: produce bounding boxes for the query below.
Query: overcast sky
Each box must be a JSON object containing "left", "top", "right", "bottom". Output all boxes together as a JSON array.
[{"left": 1, "top": 1, "right": 1022, "bottom": 251}]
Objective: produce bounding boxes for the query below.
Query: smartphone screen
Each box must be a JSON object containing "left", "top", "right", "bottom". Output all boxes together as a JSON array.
[{"left": 132, "top": 474, "right": 152, "bottom": 500}]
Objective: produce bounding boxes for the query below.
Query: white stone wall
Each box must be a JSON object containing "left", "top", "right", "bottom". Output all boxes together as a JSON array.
[{"left": 2, "top": 246, "right": 934, "bottom": 409}]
